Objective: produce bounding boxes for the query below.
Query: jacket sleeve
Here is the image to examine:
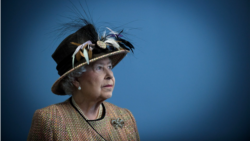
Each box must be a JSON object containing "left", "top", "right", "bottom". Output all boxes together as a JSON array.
[
  {"left": 126, "top": 109, "right": 140, "bottom": 141},
  {"left": 27, "top": 109, "right": 54, "bottom": 141}
]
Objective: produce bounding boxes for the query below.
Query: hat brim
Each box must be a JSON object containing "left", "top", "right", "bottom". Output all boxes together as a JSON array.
[{"left": 51, "top": 49, "right": 129, "bottom": 95}]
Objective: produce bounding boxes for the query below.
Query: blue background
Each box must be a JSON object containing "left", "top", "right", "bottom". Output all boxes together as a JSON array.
[{"left": 2, "top": 0, "right": 250, "bottom": 140}]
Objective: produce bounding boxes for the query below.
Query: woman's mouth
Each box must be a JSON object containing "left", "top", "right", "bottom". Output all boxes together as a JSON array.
[{"left": 103, "top": 85, "right": 113, "bottom": 87}]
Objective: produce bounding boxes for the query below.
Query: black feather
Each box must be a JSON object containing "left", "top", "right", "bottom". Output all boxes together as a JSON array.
[
  {"left": 118, "top": 42, "right": 130, "bottom": 51},
  {"left": 117, "top": 30, "right": 124, "bottom": 38},
  {"left": 118, "top": 38, "right": 134, "bottom": 53}
]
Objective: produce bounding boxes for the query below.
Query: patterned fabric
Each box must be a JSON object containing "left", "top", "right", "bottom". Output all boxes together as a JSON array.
[
  {"left": 71, "top": 97, "right": 103, "bottom": 120},
  {"left": 27, "top": 98, "right": 140, "bottom": 141}
]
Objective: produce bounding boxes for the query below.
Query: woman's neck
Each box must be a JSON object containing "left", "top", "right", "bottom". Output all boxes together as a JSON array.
[{"left": 72, "top": 94, "right": 103, "bottom": 120}]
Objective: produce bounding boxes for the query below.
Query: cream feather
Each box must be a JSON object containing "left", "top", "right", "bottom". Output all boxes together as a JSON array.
[
  {"left": 72, "top": 41, "right": 92, "bottom": 67},
  {"left": 83, "top": 47, "right": 89, "bottom": 64},
  {"left": 106, "top": 27, "right": 118, "bottom": 36},
  {"left": 104, "top": 38, "right": 120, "bottom": 49}
]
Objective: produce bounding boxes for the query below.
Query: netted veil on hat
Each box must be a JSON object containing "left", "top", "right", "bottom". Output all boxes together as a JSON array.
[{"left": 51, "top": 20, "right": 134, "bottom": 95}]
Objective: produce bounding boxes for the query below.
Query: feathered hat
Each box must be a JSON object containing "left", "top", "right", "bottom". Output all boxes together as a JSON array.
[{"left": 51, "top": 19, "right": 134, "bottom": 95}]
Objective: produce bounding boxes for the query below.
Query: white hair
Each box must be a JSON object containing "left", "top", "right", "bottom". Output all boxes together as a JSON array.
[{"left": 60, "top": 66, "right": 86, "bottom": 95}]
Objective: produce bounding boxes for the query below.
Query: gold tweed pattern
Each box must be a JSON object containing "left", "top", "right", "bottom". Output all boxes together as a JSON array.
[
  {"left": 71, "top": 97, "right": 103, "bottom": 120},
  {"left": 27, "top": 98, "right": 140, "bottom": 141}
]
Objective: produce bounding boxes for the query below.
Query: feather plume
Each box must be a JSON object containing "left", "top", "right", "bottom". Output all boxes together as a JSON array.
[
  {"left": 118, "top": 38, "right": 134, "bottom": 53},
  {"left": 88, "top": 47, "right": 93, "bottom": 59},
  {"left": 76, "top": 50, "right": 82, "bottom": 61},
  {"left": 83, "top": 48, "right": 89, "bottom": 64},
  {"left": 106, "top": 27, "right": 118, "bottom": 36},
  {"left": 71, "top": 41, "right": 92, "bottom": 67},
  {"left": 104, "top": 38, "right": 120, "bottom": 49},
  {"left": 118, "top": 42, "right": 130, "bottom": 51}
]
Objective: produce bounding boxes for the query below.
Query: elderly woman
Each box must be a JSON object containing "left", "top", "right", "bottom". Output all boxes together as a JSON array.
[{"left": 27, "top": 21, "right": 140, "bottom": 140}]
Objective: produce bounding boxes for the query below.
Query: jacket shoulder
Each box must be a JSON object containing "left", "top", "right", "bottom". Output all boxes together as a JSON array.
[
  {"left": 35, "top": 98, "right": 70, "bottom": 114},
  {"left": 27, "top": 99, "right": 71, "bottom": 141},
  {"left": 103, "top": 101, "right": 123, "bottom": 109},
  {"left": 103, "top": 101, "right": 128, "bottom": 113},
  {"left": 103, "top": 101, "right": 133, "bottom": 118}
]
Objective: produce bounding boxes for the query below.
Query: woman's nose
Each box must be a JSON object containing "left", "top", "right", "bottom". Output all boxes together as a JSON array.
[{"left": 104, "top": 68, "right": 113, "bottom": 80}]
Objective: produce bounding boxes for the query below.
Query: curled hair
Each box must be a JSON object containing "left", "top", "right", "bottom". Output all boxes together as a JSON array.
[{"left": 60, "top": 66, "right": 86, "bottom": 95}]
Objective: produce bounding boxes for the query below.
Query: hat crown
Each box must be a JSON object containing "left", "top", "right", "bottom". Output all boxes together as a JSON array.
[{"left": 52, "top": 24, "right": 98, "bottom": 75}]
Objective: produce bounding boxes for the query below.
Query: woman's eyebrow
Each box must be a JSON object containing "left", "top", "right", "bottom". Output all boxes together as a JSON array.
[{"left": 95, "top": 61, "right": 112, "bottom": 65}]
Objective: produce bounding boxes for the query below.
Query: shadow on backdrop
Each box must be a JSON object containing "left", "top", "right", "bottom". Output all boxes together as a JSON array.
[{"left": 2, "top": 0, "right": 250, "bottom": 140}]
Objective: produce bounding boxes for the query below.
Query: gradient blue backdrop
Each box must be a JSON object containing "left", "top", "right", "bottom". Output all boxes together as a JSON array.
[{"left": 2, "top": 0, "right": 250, "bottom": 140}]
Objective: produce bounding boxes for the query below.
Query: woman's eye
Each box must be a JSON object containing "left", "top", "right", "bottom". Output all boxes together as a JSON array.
[
  {"left": 108, "top": 65, "right": 113, "bottom": 69},
  {"left": 95, "top": 66, "right": 103, "bottom": 70}
]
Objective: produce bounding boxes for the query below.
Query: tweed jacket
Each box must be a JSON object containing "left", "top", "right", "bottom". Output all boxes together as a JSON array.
[{"left": 28, "top": 98, "right": 140, "bottom": 141}]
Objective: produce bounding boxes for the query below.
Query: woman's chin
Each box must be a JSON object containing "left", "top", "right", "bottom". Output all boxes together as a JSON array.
[{"left": 101, "top": 92, "right": 113, "bottom": 100}]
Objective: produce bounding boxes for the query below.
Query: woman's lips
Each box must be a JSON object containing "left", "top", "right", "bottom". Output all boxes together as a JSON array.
[{"left": 103, "top": 85, "right": 113, "bottom": 87}]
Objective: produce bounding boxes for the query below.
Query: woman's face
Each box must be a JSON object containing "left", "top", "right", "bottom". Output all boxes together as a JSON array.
[{"left": 76, "top": 57, "right": 115, "bottom": 101}]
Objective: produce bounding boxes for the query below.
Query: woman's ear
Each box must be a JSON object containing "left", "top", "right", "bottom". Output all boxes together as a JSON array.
[{"left": 72, "top": 78, "right": 80, "bottom": 88}]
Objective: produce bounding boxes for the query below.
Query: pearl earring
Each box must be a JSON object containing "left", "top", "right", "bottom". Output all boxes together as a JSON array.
[{"left": 78, "top": 86, "right": 81, "bottom": 90}]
